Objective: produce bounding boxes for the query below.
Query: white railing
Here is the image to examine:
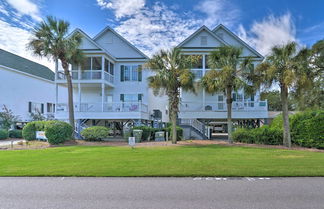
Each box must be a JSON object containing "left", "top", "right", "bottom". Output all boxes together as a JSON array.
[
  {"left": 180, "top": 100, "right": 268, "bottom": 112},
  {"left": 56, "top": 70, "right": 114, "bottom": 84},
  {"left": 56, "top": 102, "right": 148, "bottom": 113}
]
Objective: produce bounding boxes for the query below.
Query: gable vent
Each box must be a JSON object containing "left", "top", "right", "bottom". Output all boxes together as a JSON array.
[{"left": 200, "top": 36, "right": 207, "bottom": 46}]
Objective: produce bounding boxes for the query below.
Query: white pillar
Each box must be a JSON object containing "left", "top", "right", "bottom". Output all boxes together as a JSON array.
[
  {"left": 101, "top": 83, "right": 105, "bottom": 112},
  {"left": 101, "top": 56, "right": 105, "bottom": 80},
  {"left": 55, "top": 59, "right": 58, "bottom": 112},
  {"left": 78, "top": 83, "right": 81, "bottom": 111},
  {"left": 202, "top": 54, "right": 206, "bottom": 110}
]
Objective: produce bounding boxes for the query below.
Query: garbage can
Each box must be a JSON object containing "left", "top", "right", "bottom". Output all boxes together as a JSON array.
[
  {"left": 133, "top": 129, "right": 143, "bottom": 143},
  {"left": 155, "top": 131, "right": 165, "bottom": 141}
]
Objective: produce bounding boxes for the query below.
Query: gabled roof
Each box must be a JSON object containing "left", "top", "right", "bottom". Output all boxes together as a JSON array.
[
  {"left": 212, "top": 24, "right": 264, "bottom": 59},
  {"left": 69, "top": 28, "right": 116, "bottom": 61},
  {"left": 0, "top": 49, "right": 54, "bottom": 81},
  {"left": 93, "top": 26, "right": 149, "bottom": 59},
  {"left": 177, "top": 25, "right": 229, "bottom": 48}
]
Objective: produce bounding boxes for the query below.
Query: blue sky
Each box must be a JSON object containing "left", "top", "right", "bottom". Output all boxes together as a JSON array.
[{"left": 0, "top": 0, "right": 323, "bottom": 68}]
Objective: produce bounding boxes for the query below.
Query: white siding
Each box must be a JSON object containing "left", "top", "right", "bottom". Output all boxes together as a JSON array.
[
  {"left": 0, "top": 66, "right": 66, "bottom": 122},
  {"left": 181, "top": 30, "right": 223, "bottom": 48}
]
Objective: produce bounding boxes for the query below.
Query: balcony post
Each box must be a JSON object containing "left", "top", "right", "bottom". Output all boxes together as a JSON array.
[
  {"left": 78, "top": 83, "right": 81, "bottom": 111},
  {"left": 101, "top": 56, "right": 104, "bottom": 80},
  {"left": 202, "top": 54, "right": 206, "bottom": 111},
  {"left": 101, "top": 83, "right": 105, "bottom": 112}
]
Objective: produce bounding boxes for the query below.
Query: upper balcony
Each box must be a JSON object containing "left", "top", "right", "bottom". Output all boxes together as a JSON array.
[
  {"left": 179, "top": 100, "right": 268, "bottom": 119},
  {"left": 55, "top": 55, "right": 115, "bottom": 87},
  {"left": 56, "top": 70, "right": 114, "bottom": 86}
]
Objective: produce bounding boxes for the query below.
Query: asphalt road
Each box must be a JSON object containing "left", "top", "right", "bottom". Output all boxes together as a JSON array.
[{"left": 0, "top": 177, "right": 323, "bottom": 209}]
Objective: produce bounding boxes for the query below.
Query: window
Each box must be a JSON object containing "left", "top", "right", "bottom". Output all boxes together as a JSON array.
[
  {"left": 71, "top": 63, "right": 78, "bottom": 71},
  {"left": 28, "top": 102, "right": 44, "bottom": 113},
  {"left": 104, "top": 59, "right": 109, "bottom": 73},
  {"left": 205, "top": 55, "right": 210, "bottom": 69},
  {"left": 120, "top": 65, "right": 141, "bottom": 81},
  {"left": 92, "top": 57, "right": 102, "bottom": 70},
  {"left": 120, "top": 94, "right": 143, "bottom": 102},
  {"left": 81, "top": 57, "right": 102, "bottom": 70},
  {"left": 200, "top": 36, "right": 207, "bottom": 45},
  {"left": 110, "top": 62, "right": 114, "bottom": 75},
  {"left": 81, "top": 57, "right": 91, "bottom": 70},
  {"left": 47, "top": 103, "right": 54, "bottom": 113},
  {"left": 184, "top": 55, "right": 202, "bottom": 69}
]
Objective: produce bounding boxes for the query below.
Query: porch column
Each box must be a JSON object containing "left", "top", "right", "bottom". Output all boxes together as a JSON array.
[
  {"left": 55, "top": 59, "right": 58, "bottom": 112},
  {"left": 101, "top": 83, "right": 105, "bottom": 112},
  {"left": 101, "top": 56, "right": 105, "bottom": 80},
  {"left": 78, "top": 83, "right": 81, "bottom": 111},
  {"left": 202, "top": 54, "right": 206, "bottom": 111}
]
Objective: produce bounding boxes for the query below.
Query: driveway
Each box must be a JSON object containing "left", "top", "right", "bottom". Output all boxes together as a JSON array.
[
  {"left": 0, "top": 177, "right": 323, "bottom": 209},
  {"left": 0, "top": 139, "right": 25, "bottom": 147}
]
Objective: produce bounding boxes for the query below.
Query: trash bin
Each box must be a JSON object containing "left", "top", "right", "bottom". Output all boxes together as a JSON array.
[
  {"left": 155, "top": 131, "right": 165, "bottom": 141},
  {"left": 133, "top": 129, "right": 143, "bottom": 143}
]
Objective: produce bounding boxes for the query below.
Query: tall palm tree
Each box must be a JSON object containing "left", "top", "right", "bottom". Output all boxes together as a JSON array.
[
  {"left": 254, "top": 42, "right": 309, "bottom": 148},
  {"left": 146, "top": 48, "right": 196, "bottom": 144},
  {"left": 28, "top": 16, "right": 84, "bottom": 131},
  {"left": 201, "top": 46, "right": 253, "bottom": 143}
]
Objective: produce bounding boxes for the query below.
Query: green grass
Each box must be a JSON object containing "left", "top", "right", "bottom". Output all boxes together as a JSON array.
[{"left": 0, "top": 145, "right": 324, "bottom": 176}]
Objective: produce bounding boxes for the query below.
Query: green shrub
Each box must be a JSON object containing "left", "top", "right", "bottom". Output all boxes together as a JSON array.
[
  {"left": 0, "top": 129, "right": 8, "bottom": 140},
  {"left": 45, "top": 121, "right": 73, "bottom": 144},
  {"left": 165, "top": 126, "right": 183, "bottom": 141},
  {"left": 233, "top": 126, "right": 282, "bottom": 145},
  {"left": 9, "top": 129, "right": 22, "bottom": 138},
  {"left": 22, "top": 121, "right": 46, "bottom": 141},
  {"left": 132, "top": 126, "right": 154, "bottom": 141},
  {"left": 81, "top": 126, "right": 109, "bottom": 141},
  {"left": 290, "top": 111, "right": 324, "bottom": 149}
]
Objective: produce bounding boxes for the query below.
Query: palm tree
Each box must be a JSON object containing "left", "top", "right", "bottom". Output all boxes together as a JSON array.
[
  {"left": 201, "top": 46, "right": 253, "bottom": 143},
  {"left": 254, "top": 42, "right": 309, "bottom": 148},
  {"left": 28, "top": 16, "right": 84, "bottom": 132},
  {"left": 146, "top": 48, "right": 196, "bottom": 144}
]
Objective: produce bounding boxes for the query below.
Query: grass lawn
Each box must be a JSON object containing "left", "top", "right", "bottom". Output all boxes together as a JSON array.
[{"left": 0, "top": 145, "right": 324, "bottom": 177}]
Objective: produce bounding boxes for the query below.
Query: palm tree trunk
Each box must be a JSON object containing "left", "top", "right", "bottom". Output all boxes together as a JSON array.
[
  {"left": 280, "top": 85, "right": 291, "bottom": 148},
  {"left": 226, "top": 87, "right": 233, "bottom": 143},
  {"left": 64, "top": 67, "right": 75, "bottom": 133},
  {"left": 171, "top": 110, "right": 177, "bottom": 144}
]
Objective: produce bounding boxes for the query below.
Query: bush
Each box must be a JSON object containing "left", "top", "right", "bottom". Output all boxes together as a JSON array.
[
  {"left": 165, "top": 126, "right": 183, "bottom": 141},
  {"left": 22, "top": 121, "right": 46, "bottom": 141},
  {"left": 22, "top": 121, "right": 72, "bottom": 145},
  {"left": 9, "top": 129, "right": 22, "bottom": 138},
  {"left": 132, "top": 126, "right": 154, "bottom": 141},
  {"left": 233, "top": 126, "right": 282, "bottom": 145},
  {"left": 0, "top": 129, "right": 8, "bottom": 140},
  {"left": 45, "top": 121, "right": 73, "bottom": 144},
  {"left": 290, "top": 111, "right": 324, "bottom": 149},
  {"left": 81, "top": 126, "right": 109, "bottom": 141}
]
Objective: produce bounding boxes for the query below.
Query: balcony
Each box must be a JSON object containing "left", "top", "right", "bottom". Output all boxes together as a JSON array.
[
  {"left": 56, "top": 70, "right": 114, "bottom": 85},
  {"left": 55, "top": 102, "right": 149, "bottom": 120},
  {"left": 179, "top": 100, "right": 268, "bottom": 119}
]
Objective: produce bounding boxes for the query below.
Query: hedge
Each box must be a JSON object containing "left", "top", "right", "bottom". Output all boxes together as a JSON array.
[
  {"left": 165, "top": 126, "right": 183, "bottom": 141},
  {"left": 9, "top": 130, "right": 22, "bottom": 138},
  {"left": 232, "top": 126, "right": 282, "bottom": 145},
  {"left": 22, "top": 121, "right": 73, "bottom": 144},
  {"left": 131, "top": 125, "right": 183, "bottom": 141},
  {"left": 81, "top": 126, "right": 109, "bottom": 141},
  {"left": 0, "top": 129, "right": 8, "bottom": 140},
  {"left": 234, "top": 110, "right": 324, "bottom": 149}
]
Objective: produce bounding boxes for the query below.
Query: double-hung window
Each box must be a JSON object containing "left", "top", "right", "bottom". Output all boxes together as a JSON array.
[{"left": 120, "top": 65, "right": 142, "bottom": 81}]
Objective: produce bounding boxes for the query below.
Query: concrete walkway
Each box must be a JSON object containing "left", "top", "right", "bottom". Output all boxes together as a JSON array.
[{"left": 0, "top": 139, "right": 25, "bottom": 147}]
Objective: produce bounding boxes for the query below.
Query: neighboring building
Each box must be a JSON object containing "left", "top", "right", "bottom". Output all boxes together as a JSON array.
[
  {"left": 54, "top": 27, "right": 164, "bottom": 134},
  {"left": 0, "top": 49, "right": 66, "bottom": 124},
  {"left": 176, "top": 25, "right": 267, "bottom": 139}
]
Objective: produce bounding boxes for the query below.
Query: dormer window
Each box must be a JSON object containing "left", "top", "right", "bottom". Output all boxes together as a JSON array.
[{"left": 200, "top": 36, "right": 207, "bottom": 46}]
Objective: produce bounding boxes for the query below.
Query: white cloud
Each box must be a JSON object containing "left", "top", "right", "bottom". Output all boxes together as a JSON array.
[
  {"left": 6, "top": 0, "right": 41, "bottom": 21},
  {"left": 0, "top": 19, "right": 54, "bottom": 70},
  {"left": 238, "top": 13, "right": 298, "bottom": 56},
  {"left": 0, "top": 4, "right": 9, "bottom": 16},
  {"left": 195, "top": 0, "right": 239, "bottom": 28},
  {"left": 114, "top": 2, "right": 201, "bottom": 56},
  {"left": 97, "top": 0, "right": 145, "bottom": 19}
]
